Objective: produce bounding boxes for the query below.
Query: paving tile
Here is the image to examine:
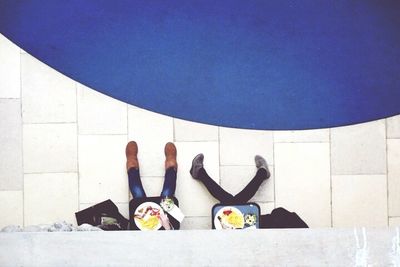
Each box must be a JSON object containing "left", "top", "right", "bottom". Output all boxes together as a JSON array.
[
  {"left": 24, "top": 173, "right": 79, "bottom": 225},
  {"left": 220, "top": 165, "right": 274, "bottom": 202},
  {"left": 388, "top": 139, "right": 400, "bottom": 216},
  {"left": 330, "top": 120, "right": 386, "bottom": 175},
  {"left": 128, "top": 107, "right": 173, "bottom": 177},
  {"left": 21, "top": 54, "right": 76, "bottom": 123},
  {"left": 180, "top": 216, "right": 212, "bottom": 230},
  {"left": 332, "top": 175, "right": 387, "bottom": 227},
  {"left": 140, "top": 176, "right": 165, "bottom": 198},
  {"left": 274, "top": 143, "right": 331, "bottom": 227},
  {"left": 0, "top": 99, "right": 23, "bottom": 190},
  {"left": 175, "top": 142, "right": 220, "bottom": 217},
  {"left": 0, "top": 191, "right": 23, "bottom": 228},
  {"left": 0, "top": 34, "right": 20, "bottom": 98},
  {"left": 23, "top": 123, "right": 77, "bottom": 173},
  {"left": 77, "top": 84, "right": 127, "bottom": 134},
  {"left": 258, "top": 202, "right": 276, "bottom": 215},
  {"left": 387, "top": 115, "right": 400, "bottom": 138},
  {"left": 78, "top": 135, "right": 129, "bottom": 203},
  {"left": 174, "top": 118, "right": 218, "bottom": 141},
  {"left": 389, "top": 217, "right": 400, "bottom": 227},
  {"left": 219, "top": 127, "right": 273, "bottom": 165},
  {"left": 274, "top": 129, "right": 329, "bottom": 143}
]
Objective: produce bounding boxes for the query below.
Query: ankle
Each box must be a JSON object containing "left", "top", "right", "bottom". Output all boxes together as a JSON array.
[
  {"left": 165, "top": 160, "right": 177, "bottom": 170},
  {"left": 257, "top": 168, "right": 270, "bottom": 180}
]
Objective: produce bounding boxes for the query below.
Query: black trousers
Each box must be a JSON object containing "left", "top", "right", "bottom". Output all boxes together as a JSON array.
[{"left": 197, "top": 168, "right": 308, "bottom": 229}]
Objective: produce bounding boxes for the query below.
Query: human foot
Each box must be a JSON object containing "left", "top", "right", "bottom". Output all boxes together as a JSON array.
[
  {"left": 190, "top": 153, "right": 204, "bottom": 180},
  {"left": 165, "top": 142, "right": 177, "bottom": 170},
  {"left": 126, "top": 141, "right": 139, "bottom": 171},
  {"left": 255, "top": 155, "right": 271, "bottom": 179}
]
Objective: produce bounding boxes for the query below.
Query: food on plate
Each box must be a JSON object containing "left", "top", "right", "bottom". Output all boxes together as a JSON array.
[
  {"left": 217, "top": 208, "right": 244, "bottom": 229},
  {"left": 217, "top": 216, "right": 235, "bottom": 229},
  {"left": 244, "top": 213, "right": 257, "bottom": 227},
  {"left": 134, "top": 204, "right": 162, "bottom": 230},
  {"left": 136, "top": 216, "right": 159, "bottom": 230}
]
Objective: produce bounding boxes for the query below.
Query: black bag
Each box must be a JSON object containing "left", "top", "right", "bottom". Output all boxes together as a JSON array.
[
  {"left": 260, "top": 207, "right": 309, "bottom": 228},
  {"left": 75, "top": 199, "right": 129, "bottom": 230}
]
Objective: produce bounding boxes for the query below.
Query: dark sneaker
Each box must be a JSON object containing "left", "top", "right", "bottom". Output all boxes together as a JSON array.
[
  {"left": 190, "top": 153, "right": 204, "bottom": 180},
  {"left": 255, "top": 155, "right": 271, "bottom": 179}
]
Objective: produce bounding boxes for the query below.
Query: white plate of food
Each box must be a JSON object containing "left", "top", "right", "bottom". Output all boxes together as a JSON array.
[
  {"left": 214, "top": 206, "right": 244, "bottom": 230},
  {"left": 134, "top": 202, "right": 164, "bottom": 231}
]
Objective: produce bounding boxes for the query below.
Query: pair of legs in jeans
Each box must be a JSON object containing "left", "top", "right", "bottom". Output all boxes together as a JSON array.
[
  {"left": 190, "top": 154, "right": 309, "bottom": 228},
  {"left": 126, "top": 141, "right": 177, "bottom": 199}
]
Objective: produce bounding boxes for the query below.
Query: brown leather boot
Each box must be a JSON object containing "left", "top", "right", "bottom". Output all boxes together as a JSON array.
[
  {"left": 126, "top": 141, "right": 139, "bottom": 171},
  {"left": 164, "top": 142, "right": 177, "bottom": 170}
]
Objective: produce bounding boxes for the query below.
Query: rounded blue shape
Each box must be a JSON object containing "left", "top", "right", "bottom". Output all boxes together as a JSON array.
[{"left": 1, "top": 0, "right": 400, "bottom": 130}]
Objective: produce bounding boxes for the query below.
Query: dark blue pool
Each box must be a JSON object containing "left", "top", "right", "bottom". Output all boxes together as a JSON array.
[{"left": 1, "top": 0, "right": 400, "bottom": 129}]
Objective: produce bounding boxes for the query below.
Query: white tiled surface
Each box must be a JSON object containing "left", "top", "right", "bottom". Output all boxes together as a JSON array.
[
  {"left": 258, "top": 202, "right": 276, "bottom": 215},
  {"left": 332, "top": 175, "right": 388, "bottom": 227},
  {"left": 274, "top": 143, "right": 331, "bottom": 227},
  {"left": 387, "top": 139, "right": 400, "bottom": 217},
  {"left": 21, "top": 54, "right": 76, "bottom": 123},
  {"left": 1, "top": 33, "right": 400, "bottom": 229},
  {"left": 128, "top": 107, "right": 173, "bottom": 177},
  {"left": 175, "top": 142, "right": 220, "bottom": 216},
  {"left": 140, "top": 177, "right": 165, "bottom": 197},
  {"left": 0, "top": 99, "right": 23, "bottom": 190},
  {"left": 219, "top": 127, "right": 273, "bottom": 165},
  {"left": 77, "top": 84, "right": 127, "bottom": 135},
  {"left": 387, "top": 116, "right": 400, "bottom": 139},
  {"left": 174, "top": 118, "right": 218, "bottom": 141},
  {"left": 220, "top": 165, "right": 274, "bottom": 202},
  {"left": 78, "top": 135, "right": 128, "bottom": 203},
  {"left": 24, "top": 173, "right": 78, "bottom": 225},
  {"left": 0, "top": 191, "right": 23, "bottom": 228},
  {"left": 23, "top": 123, "right": 77, "bottom": 173},
  {"left": 0, "top": 35, "right": 20, "bottom": 98},
  {"left": 274, "top": 129, "right": 329, "bottom": 143},
  {"left": 330, "top": 120, "right": 387, "bottom": 175}
]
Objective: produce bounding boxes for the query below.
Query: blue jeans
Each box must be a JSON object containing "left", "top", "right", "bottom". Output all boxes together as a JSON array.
[{"left": 128, "top": 167, "right": 177, "bottom": 198}]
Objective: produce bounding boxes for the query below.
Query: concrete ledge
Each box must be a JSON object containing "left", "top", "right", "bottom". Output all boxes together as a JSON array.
[{"left": 1, "top": 228, "right": 399, "bottom": 266}]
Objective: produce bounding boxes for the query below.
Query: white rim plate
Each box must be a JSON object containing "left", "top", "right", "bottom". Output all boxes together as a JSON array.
[{"left": 134, "top": 202, "right": 164, "bottom": 231}]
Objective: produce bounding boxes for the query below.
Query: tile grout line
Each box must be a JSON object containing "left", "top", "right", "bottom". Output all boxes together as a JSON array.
[
  {"left": 19, "top": 47, "right": 25, "bottom": 227},
  {"left": 75, "top": 133, "right": 129, "bottom": 136},
  {"left": 23, "top": 121, "right": 78, "bottom": 125},
  {"left": 385, "top": 119, "right": 389, "bottom": 227},
  {"left": 0, "top": 97, "right": 21, "bottom": 100},
  {"left": 24, "top": 171, "right": 82, "bottom": 175},
  {"left": 329, "top": 128, "right": 333, "bottom": 228}
]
